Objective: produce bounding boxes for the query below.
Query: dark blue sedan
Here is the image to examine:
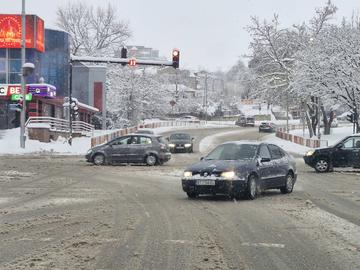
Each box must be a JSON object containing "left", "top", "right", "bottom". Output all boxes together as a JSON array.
[{"left": 181, "top": 141, "right": 297, "bottom": 199}]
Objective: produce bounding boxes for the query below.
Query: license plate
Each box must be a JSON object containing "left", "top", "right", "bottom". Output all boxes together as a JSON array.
[
  {"left": 176, "top": 146, "right": 185, "bottom": 149},
  {"left": 196, "top": 180, "right": 215, "bottom": 186}
]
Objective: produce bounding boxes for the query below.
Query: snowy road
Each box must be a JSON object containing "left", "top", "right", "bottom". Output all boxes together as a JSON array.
[{"left": 0, "top": 127, "right": 359, "bottom": 270}]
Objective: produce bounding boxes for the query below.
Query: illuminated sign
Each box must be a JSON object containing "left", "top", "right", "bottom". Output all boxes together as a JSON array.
[
  {"left": 0, "top": 15, "right": 45, "bottom": 52},
  {"left": 0, "top": 84, "right": 56, "bottom": 98},
  {"left": 11, "top": 94, "right": 32, "bottom": 101},
  {"left": 0, "top": 84, "right": 21, "bottom": 96}
]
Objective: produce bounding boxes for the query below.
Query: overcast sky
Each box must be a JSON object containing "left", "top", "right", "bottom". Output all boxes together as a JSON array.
[{"left": 2, "top": 0, "right": 360, "bottom": 71}]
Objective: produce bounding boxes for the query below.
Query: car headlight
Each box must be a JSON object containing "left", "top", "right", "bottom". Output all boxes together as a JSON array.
[
  {"left": 305, "top": 150, "right": 315, "bottom": 156},
  {"left": 168, "top": 143, "right": 175, "bottom": 147},
  {"left": 183, "top": 171, "right": 192, "bottom": 178},
  {"left": 184, "top": 143, "right": 192, "bottom": 147},
  {"left": 221, "top": 171, "right": 236, "bottom": 179}
]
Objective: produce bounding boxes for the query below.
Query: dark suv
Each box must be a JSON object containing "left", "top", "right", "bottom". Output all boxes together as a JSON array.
[
  {"left": 304, "top": 135, "right": 360, "bottom": 172},
  {"left": 86, "top": 134, "right": 171, "bottom": 166}
]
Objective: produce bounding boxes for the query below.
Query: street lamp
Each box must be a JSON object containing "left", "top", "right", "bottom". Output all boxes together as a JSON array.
[{"left": 20, "top": 62, "right": 35, "bottom": 148}]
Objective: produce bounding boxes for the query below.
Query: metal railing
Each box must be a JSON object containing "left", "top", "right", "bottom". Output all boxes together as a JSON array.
[{"left": 25, "top": 116, "right": 94, "bottom": 136}]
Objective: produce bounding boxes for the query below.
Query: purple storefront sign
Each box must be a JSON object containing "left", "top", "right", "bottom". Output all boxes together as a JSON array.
[{"left": 27, "top": 84, "right": 56, "bottom": 98}]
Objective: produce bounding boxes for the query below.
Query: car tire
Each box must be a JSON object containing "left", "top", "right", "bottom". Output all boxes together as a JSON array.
[
  {"left": 186, "top": 192, "right": 198, "bottom": 199},
  {"left": 93, "top": 154, "right": 105, "bottom": 166},
  {"left": 280, "top": 173, "right": 294, "bottom": 194},
  {"left": 145, "top": 154, "right": 157, "bottom": 166},
  {"left": 245, "top": 175, "right": 257, "bottom": 200},
  {"left": 315, "top": 158, "right": 330, "bottom": 173}
]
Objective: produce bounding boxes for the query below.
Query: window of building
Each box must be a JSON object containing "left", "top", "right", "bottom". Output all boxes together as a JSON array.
[
  {"left": 9, "top": 73, "right": 21, "bottom": 84},
  {"left": 9, "top": 59, "right": 21, "bottom": 73},
  {"left": 0, "top": 49, "right": 6, "bottom": 58}
]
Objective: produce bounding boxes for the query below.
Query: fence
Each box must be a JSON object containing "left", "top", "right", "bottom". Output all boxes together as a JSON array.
[
  {"left": 25, "top": 117, "right": 94, "bottom": 136},
  {"left": 276, "top": 126, "right": 328, "bottom": 148},
  {"left": 91, "top": 120, "right": 205, "bottom": 147}
]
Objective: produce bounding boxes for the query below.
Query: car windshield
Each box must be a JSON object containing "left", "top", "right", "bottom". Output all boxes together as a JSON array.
[
  {"left": 170, "top": 133, "right": 190, "bottom": 140},
  {"left": 205, "top": 143, "right": 257, "bottom": 161}
]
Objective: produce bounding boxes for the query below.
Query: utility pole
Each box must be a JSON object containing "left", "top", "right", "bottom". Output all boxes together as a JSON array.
[
  {"left": 20, "top": 0, "right": 26, "bottom": 148},
  {"left": 317, "top": 97, "right": 321, "bottom": 139},
  {"left": 286, "top": 92, "right": 289, "bottom": 133},
  {"left": 68, "top": 62, "right": 73, "bottom": 145},
  {"left": 204, "top": 73, "right": 208, "bottom": 122}
]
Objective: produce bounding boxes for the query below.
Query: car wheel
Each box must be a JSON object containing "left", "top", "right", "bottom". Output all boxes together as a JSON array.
[
  {"left": 186, "top": 192, "right": 198, "bottom": 199},
  {"left": 281, "top": 173, "right": 294, "bottom": 194},
  {"left": 246, "top": 175, "right": 257, "bottom": 200},
  {"left": 315, "top": 158, "right": 330, "bottom": 173},
  {"left": 145, "top": 154, "right": 157, "bottom": 166},
  {"left": 93, "top": 154, "right": 105, "bottom": 166}
]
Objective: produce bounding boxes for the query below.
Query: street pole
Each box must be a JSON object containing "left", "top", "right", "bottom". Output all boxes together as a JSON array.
[
  {"left": 286, "top": 92, "right": 289, "bottom": 133},
  {"left": 20, "top": 0, "right": 26, "bottom": 148},
  {"left": 204, "top": 73, "right": 208, "bottom": 123},
  {"left": 68, "top": 62, "right": 73, "bottom": 145},
  {"left": 317, "top": 97, "right": 321, "bottom": 139}
]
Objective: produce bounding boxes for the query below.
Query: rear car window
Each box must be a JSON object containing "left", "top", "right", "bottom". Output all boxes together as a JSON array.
[{"left": 268, "top": 144, "right": 284, "bottom": 159}]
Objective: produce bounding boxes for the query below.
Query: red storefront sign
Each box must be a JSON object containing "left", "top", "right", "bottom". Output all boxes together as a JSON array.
[
  {"left": 0, "top": 84, "right": 21, "bottom": 96},
  {"left": 0, "top": 14, "right": 45, "bottom": 52}
]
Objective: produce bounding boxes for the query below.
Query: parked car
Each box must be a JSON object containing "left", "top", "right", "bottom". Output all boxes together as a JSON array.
[
  {"left": 259, "top": 122, "right": 277, "bottom": 133},
  {"left": 167, "top": 133, "right": 194, "bottom": 153},
  {"left": 235, "top": 116, "right": 255, "bottom": 127},
  {"left": 179, "top": 115, "right": 199, "bottom": 121},
  {"left": 135, "top": 129, "right": 155, "bottom": 135},
  {"left": 304, "top": 135, "right": 360, "bottom": 172},
  {"left": 86, "top": 134, "right": 171, "bottom": 166},
  {"left": 181, "top": 141, "right": 297, "bottom": 199}
]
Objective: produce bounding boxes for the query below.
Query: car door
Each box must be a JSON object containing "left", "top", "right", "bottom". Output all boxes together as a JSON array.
[
  {"left": 257, "top": 144, "right": 274, "bottom": 189},
  {"left": 127, "top": 136, "right": 153, "bottom": 163},
  {"left": 267, "top": 144, "right": 287, "bottom": 187},
  {"left": 109, "top": 136, "right": 131, "bottom": 163},
  {"left": 332, "top": 137, "right": 359, "bottom": 167}
]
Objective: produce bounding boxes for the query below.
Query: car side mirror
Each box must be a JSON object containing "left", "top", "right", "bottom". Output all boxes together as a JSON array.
[
  {"left": 192, "top": 138, "right": 195, "bottom": 141},
  {"left": 166, "top": 137, "right": 169, "bottom": 141},
  {"left": 337, "top": 143, "right": 344, "bottom": 149},
  {"left": 261, "top": 157, "right": 271, "bottom": 163},
  {"left": 200, "top": 157, "right": 204, "bottom": 161}
]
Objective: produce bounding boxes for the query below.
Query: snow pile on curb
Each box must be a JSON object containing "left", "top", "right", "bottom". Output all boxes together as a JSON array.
[{"left": 0, "top": 128, "right": 91, "bottom": 155}]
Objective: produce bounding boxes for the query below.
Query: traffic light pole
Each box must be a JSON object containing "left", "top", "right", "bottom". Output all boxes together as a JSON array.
[
  {"left": 68, "top": 62, "right": 73, "bottom": 145},
  {"left": 20, "top": 0, "right": 26, "bottom": 148}
]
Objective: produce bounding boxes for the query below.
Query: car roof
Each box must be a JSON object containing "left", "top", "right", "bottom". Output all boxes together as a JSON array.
[
  {"left": 170, "top": 132, "right": 190, "bottom": 135},
  {"left": 220, "top": 140, "right": 263, "bottom": 146}
]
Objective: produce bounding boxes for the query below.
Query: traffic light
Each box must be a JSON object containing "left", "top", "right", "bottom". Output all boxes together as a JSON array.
[
  {"left": 129, "top": 58, "right": 137, "bottom": 67},
  {"left": 172, "top": 49, "right": 180, "bottom": 68},
  {"left": 70, "top": 98, "right": 79, "bottom": 119},
  {"left": 121, "top": 47, "right": 127, "bottom": 66},
  {"left": 347, "top": 113, "right": 355, "bottom": 123}
]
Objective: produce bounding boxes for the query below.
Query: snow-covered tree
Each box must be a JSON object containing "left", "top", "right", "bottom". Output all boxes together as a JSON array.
[{"left": 57, "top": 2, "right": 131, "bottom": 56}]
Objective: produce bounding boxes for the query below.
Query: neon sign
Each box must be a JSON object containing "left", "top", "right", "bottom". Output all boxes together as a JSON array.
[{"left": 0, "top": 15, "right": 45, "bottom": 52}]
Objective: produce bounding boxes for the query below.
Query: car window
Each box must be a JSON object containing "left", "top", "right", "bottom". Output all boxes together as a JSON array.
[
  {"left": 342, "top": 137, "right": 360, "bottom": 148},
  {"left": 139, "top": 136, "right": 152, "bottom": 145},
  {"left": 259, "top": 145, "right": 271, "bottom": 159},
  {"left": 268, "top": 144, "right": 284, "bottom": 159},
  {"left": 111, "top": 136, "right": 131, "bottom": 146},
  {"left": 170, "top": 133, "right": 190, "bottom": 140},
  {"left": 129, "top": 136, "right": 139, "bottom": 144},
  {"left": 205, "top": 143, "right": 257, "bottom": 160}
]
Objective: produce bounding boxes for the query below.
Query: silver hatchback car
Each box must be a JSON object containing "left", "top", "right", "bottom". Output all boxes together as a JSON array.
[{"left": 86, "top": 134, "right": 171, "bottom": 166}]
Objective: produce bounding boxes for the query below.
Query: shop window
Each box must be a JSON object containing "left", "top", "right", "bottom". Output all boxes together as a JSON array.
[
  {"left": 9, "top": 59, "right": 21, "bottom": 73},
  {"left": 0, "top": 73, "right": 5, "bottom": 83},
  {"left": 0, "top": 49, "right": 6, "bottom": 58},
  {"left": 9, "top": 73, "right": 21, "bottom": 84},
  {"left": 0, "top": 59, "right": 5, "bottom": 71},
  {"left": 9, "top": 49, "right": 21, "bottom": 59}
]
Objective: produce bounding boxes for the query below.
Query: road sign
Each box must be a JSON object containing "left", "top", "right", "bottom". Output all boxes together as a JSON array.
[{"left": 11, "top": 94, "right": 32, "bottom": 101}]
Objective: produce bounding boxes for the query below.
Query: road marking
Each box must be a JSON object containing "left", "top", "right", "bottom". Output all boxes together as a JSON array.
[
  {"left": 241, "top": 242, "right": 285, "bottom": 248},
  {"left": 164, "top": 239, "right": 193, "bottom": 244}
]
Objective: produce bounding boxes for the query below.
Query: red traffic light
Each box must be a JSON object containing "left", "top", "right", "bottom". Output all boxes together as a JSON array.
[
  {"left": 129, "top": 58, "right": 137, "bottom": 66},
  {"left": 172, "top": 49, "right": 180, "bottom": 69}
]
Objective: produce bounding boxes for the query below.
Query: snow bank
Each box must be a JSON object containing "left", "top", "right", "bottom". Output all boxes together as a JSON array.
[
  {"left": 261, "top": 133, "right": 311, "bottom": 156},
  {"left": 290, "top": 125, "right": 354, "bottom": 146},
  {"left": 0, "top": 128, "right": 91, "bottom": 155}
]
